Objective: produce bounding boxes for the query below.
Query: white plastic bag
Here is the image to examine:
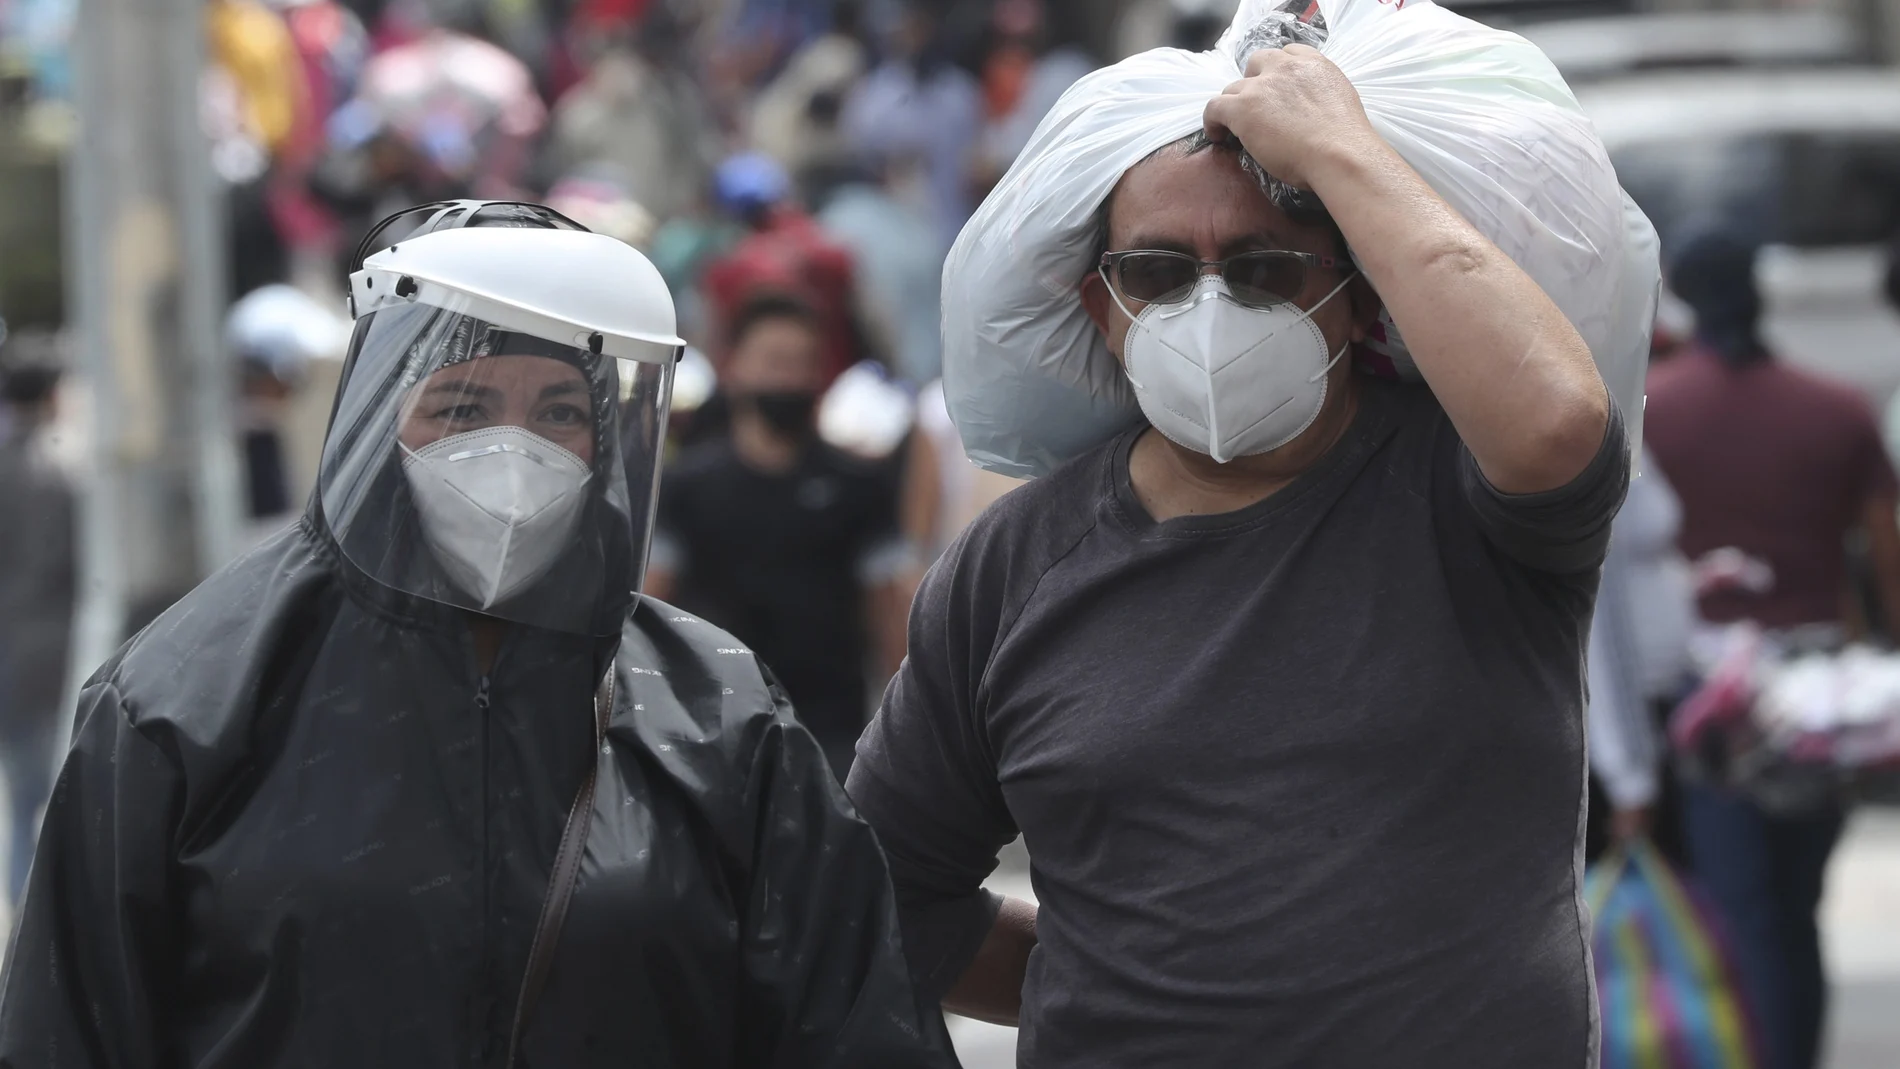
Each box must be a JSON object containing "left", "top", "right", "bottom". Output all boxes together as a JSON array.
[{"left": 942, "top": 0, "right": 1659, "bottom": 478}]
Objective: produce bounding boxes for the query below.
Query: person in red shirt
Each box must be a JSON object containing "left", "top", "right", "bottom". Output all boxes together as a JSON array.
[
  {"left": 1644, "top": 230, "right": 1900, "bottom": 1069},
  {"left": 700, "top": 153, "right": 864, "bottom": 384}
]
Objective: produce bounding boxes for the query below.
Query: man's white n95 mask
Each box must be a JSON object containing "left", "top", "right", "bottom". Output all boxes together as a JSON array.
[
  {"left": 1111, "top": 271, "right": 1356, "bottom": 463},
  {"left": 401, "top": 426, "right": 592, "bottom": 609}
]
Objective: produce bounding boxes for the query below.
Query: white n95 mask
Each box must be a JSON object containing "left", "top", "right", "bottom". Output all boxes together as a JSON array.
[
  {"left": 1112, "top": 272, "right": 1355, "bottom": 463},
  {"left": 401, "top": 425, "right": 593, "bottom": 609}
]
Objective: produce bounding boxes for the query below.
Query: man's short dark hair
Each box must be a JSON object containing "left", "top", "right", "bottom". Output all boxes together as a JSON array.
[
  {"left": 726, "top": 292, "right": 822, "bottom": 352},
  {"left": 1089, "top": 131, "right": 1345, "bottom": 274},
  {"left": 1669, "top": 228, "right": 1767, "bottom": 368}
]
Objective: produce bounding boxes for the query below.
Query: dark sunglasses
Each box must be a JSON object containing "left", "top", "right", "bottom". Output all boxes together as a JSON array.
[{"left": 1099, "top": 249, "right": 1343, "bottom": 309}]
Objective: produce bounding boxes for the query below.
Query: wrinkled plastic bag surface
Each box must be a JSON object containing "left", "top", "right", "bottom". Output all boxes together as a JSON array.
[
  {"left": 941, "top": 0, "right": 1660, "bottom": 478},
  {"left": 1585, "top": 842, "right": 1761, "bottom": 1069}
]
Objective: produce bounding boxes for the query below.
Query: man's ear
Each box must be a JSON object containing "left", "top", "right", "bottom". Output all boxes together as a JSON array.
[{"left": 1347, "top": 273, "right": 1383, "bottom": 345}]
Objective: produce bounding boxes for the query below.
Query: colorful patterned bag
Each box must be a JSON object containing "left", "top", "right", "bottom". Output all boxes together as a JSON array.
[{"left": 1585, "top": 841, "right": 1760, "bottom": 1069}]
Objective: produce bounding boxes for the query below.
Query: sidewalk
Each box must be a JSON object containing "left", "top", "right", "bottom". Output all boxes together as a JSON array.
[
  {"left": 1822, "top": 809, "right": 1900, "bottom": 1069},
  {"left": 950, "top": 813, "right": 1900, "bottom": 1068}
]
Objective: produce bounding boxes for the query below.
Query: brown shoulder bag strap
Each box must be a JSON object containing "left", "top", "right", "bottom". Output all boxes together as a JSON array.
[{"left": 506, "top": 668, "right": 615, "bottom": 1069}]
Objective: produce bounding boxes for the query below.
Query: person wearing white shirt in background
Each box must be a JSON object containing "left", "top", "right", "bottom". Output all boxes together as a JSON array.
[{"left": 1585, "top": 452, "right": 1697, "bottom": 864}]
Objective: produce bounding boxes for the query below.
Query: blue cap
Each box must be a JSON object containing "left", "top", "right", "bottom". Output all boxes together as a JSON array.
[{"left": 714, "top": 153, "right": 792, "bottom": 217}]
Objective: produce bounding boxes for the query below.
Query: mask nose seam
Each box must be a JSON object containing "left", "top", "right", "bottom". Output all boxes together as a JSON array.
[
  {"left": 484, "top": 519, "right": 516, "bottom": 606},
  {"left": 409, "top": 424, "right": 591, "bottom": 473},
  {"left": 409, "top": 431, "right": 592, "bottom": 524},
  {"left": 1204, "top": 342, "right": 1223, "bottom": 462}
]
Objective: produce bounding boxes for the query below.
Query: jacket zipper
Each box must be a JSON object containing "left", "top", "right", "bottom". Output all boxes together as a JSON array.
[{"left": 474, "top": 674, "right": 492, "bottom": 1064}]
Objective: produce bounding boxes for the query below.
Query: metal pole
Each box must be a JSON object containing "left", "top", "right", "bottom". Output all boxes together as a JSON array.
[
  {"left": 169, "top": 4, "right": 246, "bottom": 577},
  {"left": 59, "top": 0, "right": 134, "bottom": 757},
  {"left": 59, "top": 0, "right": 243, "bottom": 757}
]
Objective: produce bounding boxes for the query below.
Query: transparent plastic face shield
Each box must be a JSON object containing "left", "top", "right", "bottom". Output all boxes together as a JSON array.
[{"left": 319, "top": 301, "right": 674, "bottom": 636}]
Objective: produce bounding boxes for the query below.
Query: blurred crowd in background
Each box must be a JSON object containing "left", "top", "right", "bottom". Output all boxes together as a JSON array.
[
  {"left": 0, "top": 0, "right": 1239, "bottom": 868},
  {"left": 0, "top": 0, "right": 1113, "bottom": 755},
  {"left": 3, "top": 0, "right": 1896, "bottom": 771}
]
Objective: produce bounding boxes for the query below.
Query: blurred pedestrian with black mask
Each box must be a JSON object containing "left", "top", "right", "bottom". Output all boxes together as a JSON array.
[
  {"left": 648, "top": 294, "right": 914, "bottom": 780},
  {"left": 1645, "top": 230, "right": 1900, "bottom": 1069},
  {"left": 0, "top": 355, "right": 74, "bottom": 912}
]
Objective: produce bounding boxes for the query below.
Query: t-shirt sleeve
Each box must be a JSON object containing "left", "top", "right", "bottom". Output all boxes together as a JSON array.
[
  {"left": 1455, "top": 397, "right": 1631, "bottom": 575},
  {"left": 846, "top": 531, "right": 1019, "bottom": 999}
]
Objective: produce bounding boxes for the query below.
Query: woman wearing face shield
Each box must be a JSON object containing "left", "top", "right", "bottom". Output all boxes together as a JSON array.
[{"left": 0, "top": 202, "right": 959, "bottom": 1069}]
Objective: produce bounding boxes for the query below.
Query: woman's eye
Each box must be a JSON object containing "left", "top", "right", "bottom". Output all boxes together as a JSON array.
[
  {"left": 433, "top": 403, "right": 487, "bottom": 422},
  {"left": 540, "top": 403, "right": 588, "bottom": 426}
]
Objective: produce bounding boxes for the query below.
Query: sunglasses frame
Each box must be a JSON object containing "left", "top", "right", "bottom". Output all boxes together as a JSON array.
[{"left": 1099, "top": 249, "right": 1344, "bottom": 309}]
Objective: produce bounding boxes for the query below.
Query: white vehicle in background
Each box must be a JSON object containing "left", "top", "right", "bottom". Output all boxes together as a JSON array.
[
  {"left": 1575, "top": 68, "right": 1900, "bottom": 413},
  {"left": 1442, "top": 6, "right": 1900, "bottom": 413},
  {"left": 1511, "top": 8, "right": 1859, "bottom": 81}
]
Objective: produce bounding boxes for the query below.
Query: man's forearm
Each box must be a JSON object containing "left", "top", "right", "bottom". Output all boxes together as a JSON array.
[
  {"left": 1863, "top": 497, "right": 1900, "bottom": 640},
  {"left": 1305, "top": 137, "right": 1610, "bottom": 493},
  {"left": 943, "top": 896, "right": 1038, "bottom": 1026}
]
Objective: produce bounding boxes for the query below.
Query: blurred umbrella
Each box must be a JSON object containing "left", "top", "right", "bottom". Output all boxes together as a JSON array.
[{"left": 342, "top": 27, "right": 544, "bottom": 185}]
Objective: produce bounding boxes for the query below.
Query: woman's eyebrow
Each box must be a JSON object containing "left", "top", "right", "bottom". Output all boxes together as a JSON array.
[
  {"left": 422, "top": 381, "right": 502, "bottom": 402},
  {"left": 538, "top": 380, "right": 588, "bottom": 401}
]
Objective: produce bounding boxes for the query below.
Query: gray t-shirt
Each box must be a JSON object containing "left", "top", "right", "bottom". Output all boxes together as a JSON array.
[{"left": 847, "top": 378, "right": 1629, "bottom": 1068}]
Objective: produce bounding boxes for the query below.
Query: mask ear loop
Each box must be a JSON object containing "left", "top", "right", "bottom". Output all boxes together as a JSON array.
[
  {"left": 1305, "top": 270, "right": 1359, "bottom": 319},
  {"left": 1101, "top": 264, "right": 1144, "bottom": 325},
  {"left": 1310, "top": 341, "right": 1351, "bottom": 384},
  {"left": 1102, "top": 266, "right": 1154, "bottom": 393},
  {"left": 1304, "top": 271, "right": 1360, "bottom": 383}
]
